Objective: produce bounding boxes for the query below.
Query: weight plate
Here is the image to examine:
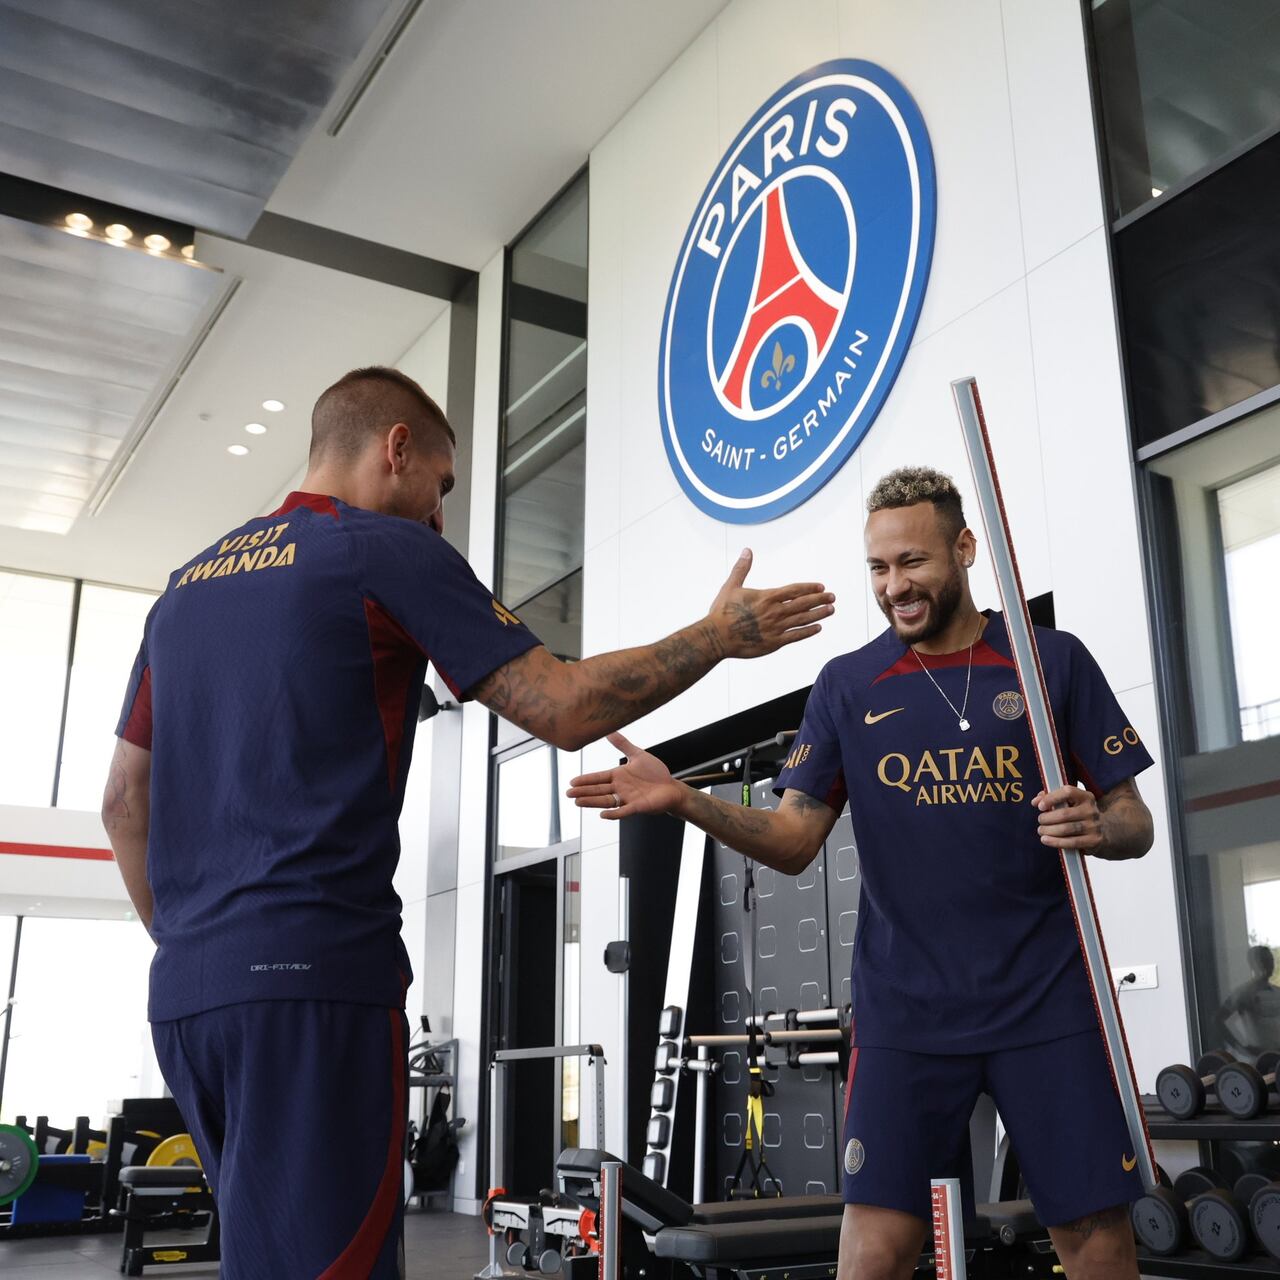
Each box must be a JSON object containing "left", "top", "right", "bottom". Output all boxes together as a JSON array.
[
  {"left": 1217, "top": 1063, "right": 1266, "bottom": 1119},
  {"left": 1253, "top": 1187, "right": 1280, "bottom": 1261},
  {"left": 1258, "top": 1051, "right": 1280, "bottom": 1080},
  {"left": 1197, "top": 1050, "right": 1234, "bottom": 1077},
  {"left": 1157, "top": 1064, "right": 1204, "bottom": 1119},
  {"left": 146, "top": 1134, "right": 201, "bottom": 1168},
  {"left": 0, "top": 1125, "right": 39, "bottom": 1206},
  {"left": 1237, "top": 1173, "right": 1270, "bottom": 1205},
  {"left": 1190, "top": 1190, "right": 1250, "bottom": 1263},
  {"left": 1174, "top": 1167, "right": 1228, "bottom": 1200},
  {"left": 1131, "top": 1188, "right": 1186, "bottom": 1255}
]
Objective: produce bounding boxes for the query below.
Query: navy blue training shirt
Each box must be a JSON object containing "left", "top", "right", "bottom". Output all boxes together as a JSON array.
[
  {"left": 773, "top": 611, "right": 1152, "bottom": 1054},
  {"left": 117, "top": 492, "right": 541, "bottom": 1021}
]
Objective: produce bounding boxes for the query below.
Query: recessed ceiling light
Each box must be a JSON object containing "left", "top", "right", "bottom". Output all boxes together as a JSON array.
[
  {"left": 144, "top": 233, "right": 171, "bottom": 251},
  {"left": 181, "top": 244, "right": 196, "bottom": 259},
  {"left": 1151, "top": 187, "right": 1163, "bottom": 198},
  {"left": 245, "top": 422, "right": 267, "bottom": 436},
  {"left": 105, "top": 223, "right": 133, "bottom": 241},
  {"left": 227, "top": 443, "right": 250, "bottom": 457},
  {"left": 262, "top": 399, "right": 285, "bottom": 412},
  {"left": 65, "top": 212, "right": 93, "bottom": 231}
]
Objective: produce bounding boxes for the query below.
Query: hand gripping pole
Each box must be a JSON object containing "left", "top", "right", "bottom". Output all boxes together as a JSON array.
[{"left": 950, "top": 375, "right": 1156, "bottom": 1190}]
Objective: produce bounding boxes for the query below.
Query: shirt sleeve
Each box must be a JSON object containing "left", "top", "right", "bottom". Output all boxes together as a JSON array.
[
  {"left": 116, "top": 637, "right": 153, "bottom": 750},
  {"left": 772, "top": 667, "right": 848, "bottom": 811},
  {"left": 356, "top": 517, "right": 542, "bottom": 699},
  {"left": 1059, "top": 633, "right": 1153, "bottom": 796}
]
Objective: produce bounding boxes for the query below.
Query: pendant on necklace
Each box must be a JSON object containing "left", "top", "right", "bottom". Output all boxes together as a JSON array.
[{"left": 959, "top": 718, "right": 971, "bottom": 731}]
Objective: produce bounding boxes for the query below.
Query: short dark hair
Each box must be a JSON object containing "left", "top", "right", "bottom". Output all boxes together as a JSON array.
[
  {"left": 867, "top": 465, "right": 966, "bottom": 542},
  {"left": 309, "top": 366, "right": 455, "bottom": 462}
]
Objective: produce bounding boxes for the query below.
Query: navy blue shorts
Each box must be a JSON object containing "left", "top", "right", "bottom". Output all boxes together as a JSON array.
[
  {"left": 840, "top": 1029, "right": 1143, "bottom": 1227},
  {"left": 153, "top": 1000, "right": 408, "bottom": 1279}
]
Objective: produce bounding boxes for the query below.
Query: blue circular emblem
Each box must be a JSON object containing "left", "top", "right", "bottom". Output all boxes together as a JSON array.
[{"left": 658, "top": 60, "right": 936, "bottom": 523}]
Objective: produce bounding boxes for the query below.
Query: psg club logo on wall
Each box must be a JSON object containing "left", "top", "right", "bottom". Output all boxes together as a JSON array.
[{"left": 658, "top": 60, "right": 937, "bottom": 523}]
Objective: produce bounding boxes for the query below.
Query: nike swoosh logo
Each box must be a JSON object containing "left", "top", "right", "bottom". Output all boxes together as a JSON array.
[
  {"left": 1122, "top": 1153, "right": 1137, "bottom": 1172},
  {"left": 864, "top": 707, "right": 905, "bottom": 725}
]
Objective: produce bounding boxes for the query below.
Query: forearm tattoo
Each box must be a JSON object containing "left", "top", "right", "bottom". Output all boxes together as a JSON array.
[{"left": 1095, "top": 778, "right": 1154, "bottom": 861}]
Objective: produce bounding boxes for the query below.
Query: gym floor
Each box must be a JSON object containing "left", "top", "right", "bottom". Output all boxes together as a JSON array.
[{"left": 0, "top": 1207, "right": 491, "bottom": 1277}]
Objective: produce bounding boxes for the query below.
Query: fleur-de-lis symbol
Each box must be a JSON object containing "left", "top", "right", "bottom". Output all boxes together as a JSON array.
[{"left": 760, "top": 340, "right": 796, "bottom": 392}]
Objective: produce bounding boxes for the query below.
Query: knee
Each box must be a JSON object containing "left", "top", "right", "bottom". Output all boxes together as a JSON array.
[{"left": 840, "top": 1238, "right": 918, "bottom": 1280}]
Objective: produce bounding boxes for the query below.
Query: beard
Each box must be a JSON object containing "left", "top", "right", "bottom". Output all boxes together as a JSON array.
[{"left": 881, "top": 563, "right": 964, "bottom": 645}]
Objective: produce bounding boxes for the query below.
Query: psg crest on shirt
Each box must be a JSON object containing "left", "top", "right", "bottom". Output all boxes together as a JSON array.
[{"left": 658, "top": 60, "right": 937, "bottom": 523}]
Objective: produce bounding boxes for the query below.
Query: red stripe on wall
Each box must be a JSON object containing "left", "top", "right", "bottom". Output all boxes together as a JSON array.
[
  {"left": 1185, "top": 776, "right": 1280, "bottom": 813},
  {"left": 0, "top": 842, "right": 114, "bottom": 862}
]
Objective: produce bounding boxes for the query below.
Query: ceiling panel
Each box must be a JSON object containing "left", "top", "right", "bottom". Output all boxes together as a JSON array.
[
  {"left": 0, "top": 0, "right": 396, "bottom": 237},
  {"left": 0, "top": 212, "right": 221, "bottom": 536}
]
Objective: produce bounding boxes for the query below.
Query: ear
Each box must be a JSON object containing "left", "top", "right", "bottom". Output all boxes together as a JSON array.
[
  {"left": 956, "top": 526, "right": 978, "bottom": 568},
  {"left": 385, "top": 423, "right": 412, "bottom": 475}
]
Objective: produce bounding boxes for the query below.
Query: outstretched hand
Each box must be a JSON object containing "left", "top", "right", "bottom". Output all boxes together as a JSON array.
[
  {"left": 708, "top": 549, "right": 835, "bottom": 659},
  {"left": 566, "top": 733, "right": 685, "bottom": 820}
]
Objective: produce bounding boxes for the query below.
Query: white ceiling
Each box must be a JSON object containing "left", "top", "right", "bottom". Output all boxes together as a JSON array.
[
  {"left": 0, "top": 0, "right": 728, "bottom": 588},
  {"left": 268, "top": 0, "right": 729, "bottom": 265}
]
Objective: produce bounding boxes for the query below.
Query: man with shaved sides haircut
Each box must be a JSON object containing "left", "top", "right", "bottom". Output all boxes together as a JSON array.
[
  {"left": 572, "top": 464, "right": 1155, "bottom": 1280},
  {"left": 103, "top": 364, "right": 835, "bottom": 1278}
]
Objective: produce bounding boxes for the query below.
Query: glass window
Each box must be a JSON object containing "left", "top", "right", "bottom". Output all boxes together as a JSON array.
[
  {"left": 495, "top": 744, "right": 581, "bottom": 862},
  {"left": 1092, "top": 0, "right": 1280, "bottom": 218},
  {"left": 0, "top": 572, "right": 74, "bottom": 807},
  {"left": 57, "top": 585, "right": 157, "bottom": 811},
  {"left": 2, "top": 917, "right": 158, "bottom": 1126},
  {"left": 1147, "top": 405, "right": 1280, "bottom": 1057},
  {"left": 499, "top": 173, "right": 587, "bottom": 659}
]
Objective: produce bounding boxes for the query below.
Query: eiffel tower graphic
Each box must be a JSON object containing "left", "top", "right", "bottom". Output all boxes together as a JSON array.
[{"left": 717, "top": 184, "right": 845, "bottom": 412}]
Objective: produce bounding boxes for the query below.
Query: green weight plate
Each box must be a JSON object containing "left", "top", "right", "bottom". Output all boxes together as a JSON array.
[
  {"left": 1131, "top": 1187, "right": 1187, "bottom": 1255},
  {"left": 1174, "top": 1167, "right": 1228, "bottom": 1200},
  {"left": 1253, "top": 1187, "right": 1280, "bottom": 1261},
  {"left": 1190, "top": 1189, "right": 1250, "bottom": 1263},
  {"left": 0, "top": 1124, "right": 39, "bottom": 1206},
  {"left": 1197, "top": 1050, "right": 1234, "bottom": 1077}
]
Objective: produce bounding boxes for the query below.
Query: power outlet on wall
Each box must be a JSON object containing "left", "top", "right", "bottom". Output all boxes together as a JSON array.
[{"left": 1111, "top": 964, "right": 1158, "bottom": 991}]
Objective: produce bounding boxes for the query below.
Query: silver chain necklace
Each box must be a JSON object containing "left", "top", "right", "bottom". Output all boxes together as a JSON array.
[{"left": 909, "top": 619, "right": 983, "bottom": 731}]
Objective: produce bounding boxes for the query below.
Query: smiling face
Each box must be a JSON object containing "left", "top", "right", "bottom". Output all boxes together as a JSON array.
[{"left": 865, "top": 501, "right": 976, "bottom": 645}]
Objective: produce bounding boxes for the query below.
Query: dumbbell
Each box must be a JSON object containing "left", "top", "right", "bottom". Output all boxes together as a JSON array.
[
  {"left": 1131, "top": 1167, "right": 1225, "bottom": 1256},
  {"left": 1215, "top": 1051, "right": 1280, "bottom": 1120},
  {"left": 1189, "top": 1173, "right": 1262, "bottom": 1263},
  {"left": 1155, "top": 1050, "right": 1235, "bottom": 1119}
]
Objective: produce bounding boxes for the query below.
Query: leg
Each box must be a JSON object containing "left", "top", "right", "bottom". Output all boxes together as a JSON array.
[
  {"left": 985, "top": 1029, "right": 1143, "bottom": 1280},
  {"left": 151, "top": 1017, "right": 227, "bottom": 1195},
  {"left": 838, "top": 1203, "right": 928, "bottom": 1280},
  {"left": 1049, "top": 1205, "right": 1138, "bottom": 1280},
  {"left": 214, "top": 1000, "right": 409, "bottom": 1279},
  {"left": 837, "top": 1045, "right": 983, "bottom": 1280}
]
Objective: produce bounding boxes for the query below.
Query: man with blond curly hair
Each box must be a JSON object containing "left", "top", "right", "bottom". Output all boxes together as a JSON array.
[{"left": 571, "top": 465, "right": 1155, "bottom": 1280}]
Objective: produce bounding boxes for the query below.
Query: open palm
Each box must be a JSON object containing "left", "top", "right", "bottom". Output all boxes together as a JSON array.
[{"left": 566, "top": 732, "right": 685, "bottom": 818}]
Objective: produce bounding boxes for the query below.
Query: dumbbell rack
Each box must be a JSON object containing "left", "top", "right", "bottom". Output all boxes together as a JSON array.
[{"left": 1138, "top": 1097, "right": 1280, "bottom": 1277}]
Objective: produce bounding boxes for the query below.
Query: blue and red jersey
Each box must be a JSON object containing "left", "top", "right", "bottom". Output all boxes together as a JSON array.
[
  {"left": 116, "top": 492, "right": 540, "bottom": 1021},
  {"left": 774, "top": 611, "right": 1152, "bottom": 1053}
]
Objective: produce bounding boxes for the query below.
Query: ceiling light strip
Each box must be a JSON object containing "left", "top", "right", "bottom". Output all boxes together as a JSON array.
[
  {"left": 325, "top": 0, "right": 430, "bottom": 138},
  {"left": 85, "top": 276, "right": 242, "bottom": 519}
]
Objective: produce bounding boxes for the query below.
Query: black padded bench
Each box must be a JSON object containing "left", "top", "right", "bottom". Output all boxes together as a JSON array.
[
  {"left": 114, "top": 1166, "right": 221, "bottom": 1276},
  {"left": 557, "top": 1148, "right": 1054, "bottom": 1278}
]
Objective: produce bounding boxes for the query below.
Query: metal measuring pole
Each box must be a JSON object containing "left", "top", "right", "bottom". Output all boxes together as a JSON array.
[
  {"left": 951, "top": 375, "right": 1156, "bottom": 1189},
  {"left": 599, "top": 1160, "right": 622, "bottom": 1280}
]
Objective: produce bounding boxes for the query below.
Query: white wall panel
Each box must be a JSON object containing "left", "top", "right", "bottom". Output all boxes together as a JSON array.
[
  {"left": 1002, "top": 0, "right": 1106, "bottom": 271},
  {"left": 1028, "top": 230, "right": 1154, "bottom": 694},
  {"left": 835, "top": 0, "right": 1025, "bottom": 343}
]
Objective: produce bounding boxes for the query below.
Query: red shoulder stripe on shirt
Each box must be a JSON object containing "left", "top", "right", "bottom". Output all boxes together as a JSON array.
[
  {"left": 872, "top": 640, "right": 1016, "bottom": 684},
  {"left": 271, "top": 491, "right": 341, "bottom": 519},
  {"left": 363, "top": 598, "right": 426, "bottom": 792},
  {"left": 121, "top": 666, "right": 153, "bottom": 750}
]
